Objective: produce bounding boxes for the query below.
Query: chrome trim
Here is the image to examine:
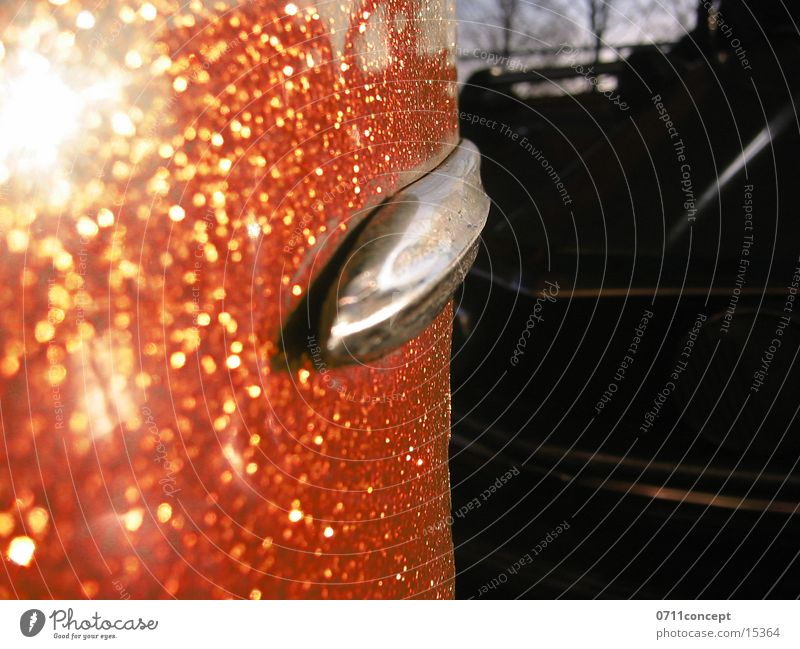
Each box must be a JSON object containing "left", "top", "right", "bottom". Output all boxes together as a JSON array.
[{"left": 319, "top": 139, "right": 490, "bottom": 365}]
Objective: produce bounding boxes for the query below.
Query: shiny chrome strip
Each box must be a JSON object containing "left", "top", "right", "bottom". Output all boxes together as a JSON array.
[{"left": 319, "top": 139, "right": 490, "bottom": 365}]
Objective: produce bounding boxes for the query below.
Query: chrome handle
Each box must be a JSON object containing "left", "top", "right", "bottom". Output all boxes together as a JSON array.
[{"left": 318, "top": 139, "right": 489, "bottom": 365}]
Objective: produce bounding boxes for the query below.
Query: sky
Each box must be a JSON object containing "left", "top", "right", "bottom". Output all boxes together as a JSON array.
[{"left": 456, "top": 0, "right": 699, "bottom": 58}]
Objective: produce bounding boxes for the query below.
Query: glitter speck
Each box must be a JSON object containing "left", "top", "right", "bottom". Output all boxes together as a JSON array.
[
  {"left": 97, "top": 208, "right": 114, "bottom": 227},
  {"left": 75, "top": 10, "right": 95, "bottom": 29},
  {"left": 34, "top": 321, "right": 55, "bottom": 343},
  {"left": 111, "top": 112, "right": 135, "bottom": 136},
  {"left": 124, "top": 50, "right": 143, "bottom": 69},
  {"left": 121, "top": 508, "right": 144, "bottom": 532},
  {"left": 246, "top": 221, "right": 261, "bottom": 238},
  {"left": 77, "top": 216, "right": 99, "bottom": 238},
  {"left": 7, "top": 536, "right": 35, "bottom": 566},
  {"left": 157, "top": 503, "right": 172, "bottom": 523},
  {"left": 0, "top": 512, "right": 14, "bottom": 536},
  {"left": 139, "top": 3, "right": 157, "bottom": 21},
  {"left": 27, "top": 507, "right": 49, "bottom": 534},
  {"left": 7, "top": 230, "right": 28, "bottom": 252},
  {"left": 168, "top": 205, "right": 186, "bottom": 222}
]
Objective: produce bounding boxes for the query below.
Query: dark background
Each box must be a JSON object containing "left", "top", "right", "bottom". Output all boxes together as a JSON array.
[{"left": 450, "top": 0, "right": 800, "bottom": 598}]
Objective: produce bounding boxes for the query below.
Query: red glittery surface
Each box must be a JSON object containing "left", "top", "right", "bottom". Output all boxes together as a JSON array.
[{"left": 0, "top": 0, "right": 458, "bottom": 598}]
